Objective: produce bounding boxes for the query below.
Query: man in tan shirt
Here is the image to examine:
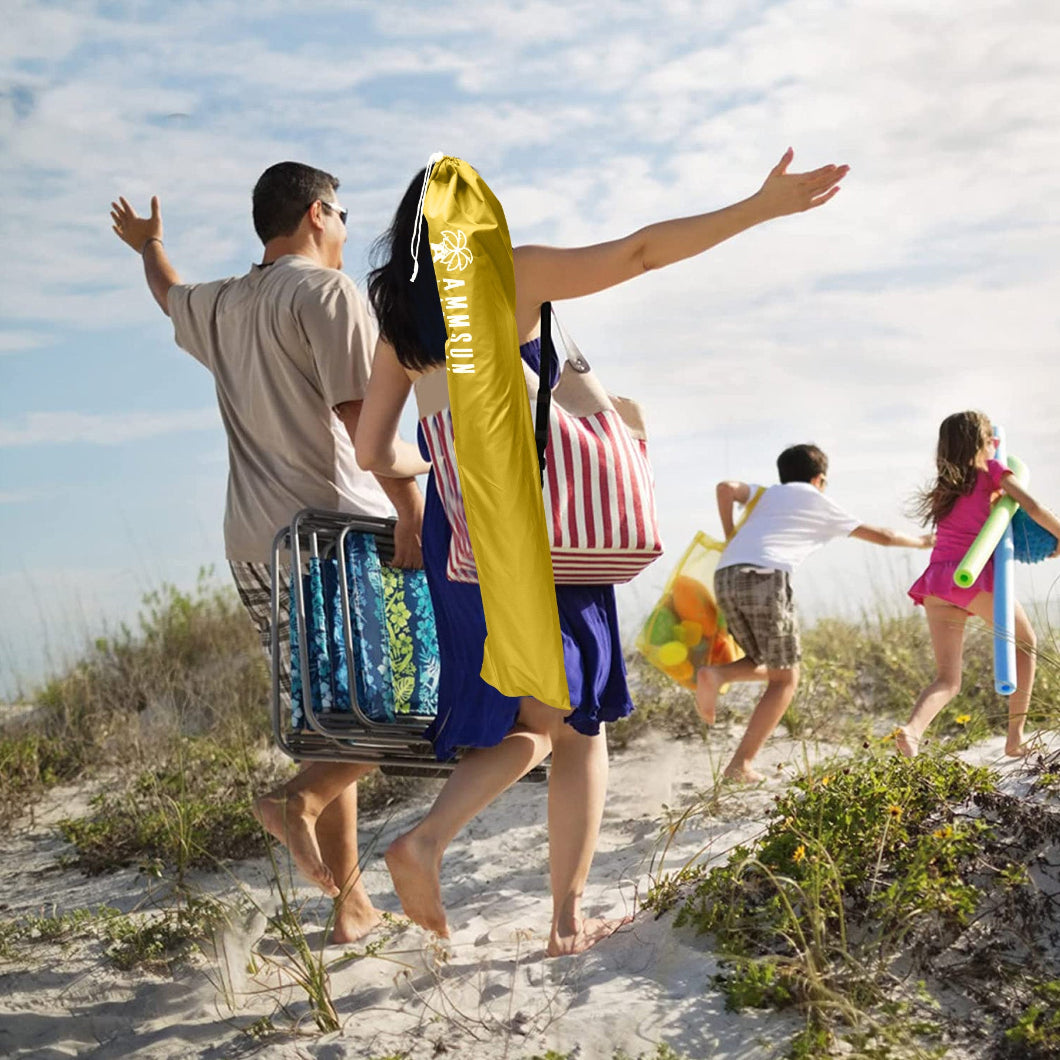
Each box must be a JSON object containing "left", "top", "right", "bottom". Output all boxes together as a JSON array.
[{"left": 111, "top": 162, "right": 428, "bottom": 942}]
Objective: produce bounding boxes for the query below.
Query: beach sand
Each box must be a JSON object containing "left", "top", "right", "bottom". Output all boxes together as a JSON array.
[{"left": 0, "top": 721, "right": 1052, "bottom": 1059}]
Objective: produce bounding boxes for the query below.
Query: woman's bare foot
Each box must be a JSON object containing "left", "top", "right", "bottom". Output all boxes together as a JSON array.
[
  {"left": 695, "top": 666, "right": 721, "bottom": 725},
  {"left": 385, "top": 832, "right": 449, "bottom": 937},
  {"left": 722, "top": 764, "right": 765, "bottom": 784},
  {"left": 331, "top": 903, "right": 384, "bottom": 945},
  {"left": 895, "top": 727, "right": 920, "bottom": 759},
  {"left": 253, "top": 793, "right": 339, "bottom": 897},
  {"left": 547, "top": 915, "right": 632, "bottom": 957}
]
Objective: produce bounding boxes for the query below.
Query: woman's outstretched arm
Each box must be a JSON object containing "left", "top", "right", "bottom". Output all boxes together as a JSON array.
[{"left": 513, "top": 148, "right": 848, "bottom": 333}]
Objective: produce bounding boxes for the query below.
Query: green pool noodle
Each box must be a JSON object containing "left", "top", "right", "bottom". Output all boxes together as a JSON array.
[{"left": 953, "top": 454, "right": 1029, "bottom": 588}]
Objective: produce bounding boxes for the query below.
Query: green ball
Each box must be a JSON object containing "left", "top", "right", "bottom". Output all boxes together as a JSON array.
[{"left": 647, "top": 607, "right": 676, "bottom": 646}]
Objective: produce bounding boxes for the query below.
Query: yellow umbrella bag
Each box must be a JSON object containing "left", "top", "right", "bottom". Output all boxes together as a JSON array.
[{"left": 415, "top": 155, "right": 570, "bottom": 712}]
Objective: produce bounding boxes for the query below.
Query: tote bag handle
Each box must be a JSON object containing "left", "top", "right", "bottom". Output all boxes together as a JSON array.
[
  {"left": 534, "top": 303, "right": 593, "bottom": 483},
  {"left": 533, "top": 303, "right": 556, "bottom": 484}
]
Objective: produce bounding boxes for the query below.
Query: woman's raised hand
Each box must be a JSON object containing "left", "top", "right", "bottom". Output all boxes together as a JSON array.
[{"left": 754, "top": 148, "right": 849, "bottom": 219}]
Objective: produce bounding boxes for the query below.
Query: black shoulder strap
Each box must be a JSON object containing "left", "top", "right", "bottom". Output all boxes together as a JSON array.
[{"left": 534, "top": 302, "right": 555, "bottom": 485}]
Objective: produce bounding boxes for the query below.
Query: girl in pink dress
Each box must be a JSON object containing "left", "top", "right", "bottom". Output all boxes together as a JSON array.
[{"left": 898, "top": 410, "right": 1060, "bottom": 757}]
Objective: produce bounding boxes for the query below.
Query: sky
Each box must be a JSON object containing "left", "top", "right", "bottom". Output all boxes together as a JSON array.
[{"left": 3, "top": 0, "right": 1060, "bottom": 696}]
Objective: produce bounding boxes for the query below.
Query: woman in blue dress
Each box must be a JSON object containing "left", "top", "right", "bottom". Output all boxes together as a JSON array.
[{"left": 356, "top": 149, "right": 848, "bottom": 955}]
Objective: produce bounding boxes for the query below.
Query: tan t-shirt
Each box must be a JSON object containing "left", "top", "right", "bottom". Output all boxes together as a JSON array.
[{"left": 168, "top": 254, "right": 392, "bottom": 562}]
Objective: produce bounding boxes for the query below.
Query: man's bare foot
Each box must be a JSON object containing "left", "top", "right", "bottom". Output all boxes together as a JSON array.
[
  {"left": 547, "top": 915, "right": 632, "bottom": 957},
  {"left": 385, "top": 832, "right": 448, "bottom": 937},
  {"left": 695, "top": 666, "right": 721, "bottom": 725},
  {"left": 331, "top": 904, "right": 384, "bottom": 945},
  {"left": 722, "top": 764, "right": 765, "bottom": 784},
  {"left": 895, "top": 727, "right": 920, "bottom": 759},
  {"left": 253, "top": 793, "right": 339, "bottom": 898}
]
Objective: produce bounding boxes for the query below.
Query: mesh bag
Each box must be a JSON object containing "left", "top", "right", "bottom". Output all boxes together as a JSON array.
[{"left": 635, "top": 532, "right": 744, "bottom": 690}]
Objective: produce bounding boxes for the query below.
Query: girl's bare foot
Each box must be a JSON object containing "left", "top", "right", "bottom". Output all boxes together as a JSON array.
[
  {"left": 547, "top": 914, "right": 632, "bottom": 957},
  {"left": 695, "top": 666, "right": 721, "bottom": 725},
  {"left": 1005, "top": 734, "right": 1040, "bottom": 758},
  {"left": 722, "top": 764, "right": 765, "bottom": 784},
  {"left": 385, "top": 832, "right": 449, "bottom": 937},
  {"left": 895, "top": 727, "right": 920, "bottom": 759},
  {"left": 331, "top": 904, "right": 384, "bottom": 945},
  {"left": 253, "top": 793, "right": 339, "bottom": 897}
]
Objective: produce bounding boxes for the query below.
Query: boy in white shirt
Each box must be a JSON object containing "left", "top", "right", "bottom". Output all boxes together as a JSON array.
[{"left": 697, "top": 444, "right": 931, "bottom": 782}]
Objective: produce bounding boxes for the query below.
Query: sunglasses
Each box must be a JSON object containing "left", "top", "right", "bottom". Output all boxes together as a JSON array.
[{"left": 318, "top": 200, "right": 348, "bottom": 226}]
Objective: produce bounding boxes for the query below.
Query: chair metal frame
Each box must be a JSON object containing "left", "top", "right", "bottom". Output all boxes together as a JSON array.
[{"left": 271, "top": 508, "right": 546, "bottom": 782}]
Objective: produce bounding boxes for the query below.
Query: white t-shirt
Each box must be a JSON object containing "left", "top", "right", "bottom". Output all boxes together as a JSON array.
[
  {"left": 169, "top": 255, "right": 392, "bottom": 563},
  {"left": 717, "top": 482, "right": 861, "bottom": 574}
]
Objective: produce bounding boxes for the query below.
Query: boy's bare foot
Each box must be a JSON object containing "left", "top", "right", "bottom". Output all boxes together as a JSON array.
[
  {"left": 695, "top": 666, "right": 721, "bottom": 725},
  {"left": 547, "top": 915, "right": 632, "bottom": 957},
  {"left": 722, "top": 764, "right": 765, "bottom": 784},
  {"left": 331, "top": 904, "right": 384, "bottom": 945},
  {"left": 895, "top": 727, "right": 919, "bottom": 759},
  {"left": 385, "top": 832, "right": 449, "bottom": 937},
  {"left": 253, "top": 793, "right": 339, "bottom": 897}
]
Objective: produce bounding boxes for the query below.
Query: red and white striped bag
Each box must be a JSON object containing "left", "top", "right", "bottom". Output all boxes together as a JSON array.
[{"left": 415, "top": 304, "right": 663, "bottom": 585}]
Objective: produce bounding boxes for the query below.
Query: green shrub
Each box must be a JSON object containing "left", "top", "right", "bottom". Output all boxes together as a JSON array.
[
  {"left": 1000, "top": 981, "right": 1060, "bottom": 1059},
  {"left": 1, "top": 572, "right": 271, "bottom": 822},
  {"left": 657, "top": 751, "right": 1060, "bottom": 1057},
  {"left": 101, "top": 896, "right": 228, "bottom": 973},
  {"left": 57, "top": 739, "right": 285, "bottom": 877}
]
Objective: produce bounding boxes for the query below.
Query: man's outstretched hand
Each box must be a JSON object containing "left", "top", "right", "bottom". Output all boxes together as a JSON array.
[{"left": 111, "top": 195, "right": 163, "bottom": 253}]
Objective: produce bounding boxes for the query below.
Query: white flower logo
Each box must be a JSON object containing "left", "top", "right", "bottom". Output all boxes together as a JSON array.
[{"left": 430, "top": 230, "right": 473, "bottom": 272}]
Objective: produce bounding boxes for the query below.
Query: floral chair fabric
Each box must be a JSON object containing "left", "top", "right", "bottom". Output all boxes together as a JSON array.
[{"left": 290, "top": 530, "right": 440, "bottom": 728}]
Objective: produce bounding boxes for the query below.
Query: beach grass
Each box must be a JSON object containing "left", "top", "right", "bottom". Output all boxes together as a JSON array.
[{"left": 3, "top": 578, "right": 1060, "bottom": 1057}]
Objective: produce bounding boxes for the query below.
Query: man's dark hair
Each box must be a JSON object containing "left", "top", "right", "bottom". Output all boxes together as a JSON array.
[
  {"left": 252, "top": 162, "right": 339, "bottom": 244},
  {"left": 777, "top": 443, "right": 828, "bottom": 484}
]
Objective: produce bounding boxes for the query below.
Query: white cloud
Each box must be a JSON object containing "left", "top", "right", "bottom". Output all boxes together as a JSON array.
[
  {"left": 0, "top": 409, "right": 218, "bottom": 447},
  {"left": 3, "top": 0, "right": 1060, "bottom": 652},
  {"left": 0, "top": 330, "right": 48, "bottom": 353}
]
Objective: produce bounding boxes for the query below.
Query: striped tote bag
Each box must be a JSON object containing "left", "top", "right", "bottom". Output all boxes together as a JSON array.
[{"left": 417, "top": 304, "right": 662, "bottom": 585}]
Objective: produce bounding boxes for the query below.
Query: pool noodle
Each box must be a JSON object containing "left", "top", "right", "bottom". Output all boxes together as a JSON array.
[
  {"left": 992, "top": 431, "right": 1017, "bottom": 695},
  {"left": 953, "top": 453, "right": 1029, "bottom": 588}
]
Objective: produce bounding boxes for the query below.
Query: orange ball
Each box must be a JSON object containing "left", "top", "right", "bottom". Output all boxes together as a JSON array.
[
  {"left": 671, "top": 576, "right": 718, "bottom": 637},
  {"left": 663, "top": 659, "right": 695, "bottom": 685}
]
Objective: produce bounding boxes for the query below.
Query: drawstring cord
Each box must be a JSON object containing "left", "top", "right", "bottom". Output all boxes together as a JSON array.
[{"left": 410, "top": 152, "right": 444, "bottom": 281}]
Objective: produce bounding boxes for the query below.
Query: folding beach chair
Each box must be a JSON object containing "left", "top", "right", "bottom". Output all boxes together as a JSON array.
[{"left": 271, "top": 508, "right": 546, "bottom": 781}]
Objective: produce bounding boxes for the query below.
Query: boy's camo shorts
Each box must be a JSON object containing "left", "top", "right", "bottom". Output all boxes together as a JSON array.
[{"left": 714, "top": 564, "right": 800, "bottom": 670}]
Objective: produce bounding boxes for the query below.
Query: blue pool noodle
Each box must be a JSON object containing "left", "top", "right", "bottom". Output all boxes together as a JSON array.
[{"left": 992, "top": 428, "right": 1017, "bottom": 696}]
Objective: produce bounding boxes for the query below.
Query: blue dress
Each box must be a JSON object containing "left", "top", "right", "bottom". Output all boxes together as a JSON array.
[{"left": 420, "top": 338, "right": 635, "bottom": 761}]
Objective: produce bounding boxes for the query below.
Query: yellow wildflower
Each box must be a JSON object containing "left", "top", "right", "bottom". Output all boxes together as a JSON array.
[
  {"left": 888, "top": 805, "right": 903, "bottom": 818},
  {"left": 932, "top": 825, "right": 954, "bottom": 840},
  {"left": 820, "top": 775, "right": 831, "bottom": 787},
  {"left": 955, "top": 714, "right": 971, "bottom": 726},
  {"left": 792, "top": 845, "right": 806, "bottom": 864}
]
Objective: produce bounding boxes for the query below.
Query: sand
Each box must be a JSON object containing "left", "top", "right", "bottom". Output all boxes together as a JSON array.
[{"left": 0, "top": 721, "right": 1054, "bottom": 1059}]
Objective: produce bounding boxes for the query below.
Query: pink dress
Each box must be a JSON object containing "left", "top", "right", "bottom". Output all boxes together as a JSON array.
[{"left": 909, "top": 459, "right": 1012, "bottom": 611}]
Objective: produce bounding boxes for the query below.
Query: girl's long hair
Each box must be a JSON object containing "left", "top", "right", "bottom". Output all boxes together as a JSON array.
[
  {"left": 913, "top": 410, "right": 993, "bottom": 526},
  {"left": 366, "top": 168, "right": 446, "bottom": 373}
]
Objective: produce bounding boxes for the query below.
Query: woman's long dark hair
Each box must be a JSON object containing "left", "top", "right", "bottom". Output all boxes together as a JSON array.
[
  {"left": 366, "top": 169, "right": 447, "bottom": 372},
  {"left": 913, "top": 410, "right": 994, "bottom": 526}
]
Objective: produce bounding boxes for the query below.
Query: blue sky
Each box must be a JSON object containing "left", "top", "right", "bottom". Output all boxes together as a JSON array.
[{"left": 3, "top": 0, "right": 1060, "bottom": 695}]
